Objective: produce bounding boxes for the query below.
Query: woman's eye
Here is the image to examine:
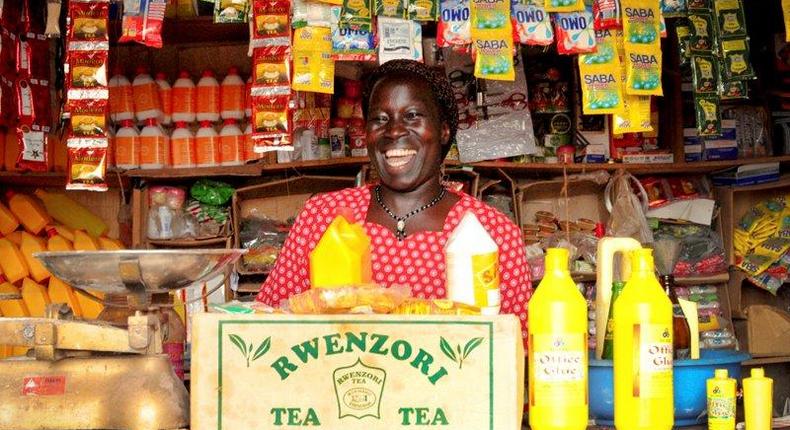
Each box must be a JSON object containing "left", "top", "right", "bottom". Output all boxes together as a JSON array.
[{"left": 405, "top": 111, "right": 422, "bottom": 120}]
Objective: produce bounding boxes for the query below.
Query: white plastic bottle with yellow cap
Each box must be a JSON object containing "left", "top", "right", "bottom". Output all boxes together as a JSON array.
[
  {"left": 445, "top": 211, "right": 500, "bottom": 315},
  {"left": 528, "top": 247, "right": 588, "bottom": 430},
  {"left": 707, "top": 369, "right": 736, "bottom": 430}
]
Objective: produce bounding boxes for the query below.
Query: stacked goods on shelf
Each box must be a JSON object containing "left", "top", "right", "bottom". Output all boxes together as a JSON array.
[
  {"left": 0, "top": 189, "right": 122, "bottom": 355},
  {"left": 108, "top": 67, "right": 262, "bottom": 170}
]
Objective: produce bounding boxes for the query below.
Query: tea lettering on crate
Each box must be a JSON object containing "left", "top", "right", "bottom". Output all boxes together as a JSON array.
[
  {"left": 398, "top": 407, "right": 450, "bottom": 426},
  {"left": 270, "top": 407, "right": 321, "bottom": 426}
]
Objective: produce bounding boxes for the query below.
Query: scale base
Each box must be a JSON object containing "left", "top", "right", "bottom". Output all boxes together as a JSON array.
[{"left": 0, "top": 354, "right": 188, "bottom": 430}]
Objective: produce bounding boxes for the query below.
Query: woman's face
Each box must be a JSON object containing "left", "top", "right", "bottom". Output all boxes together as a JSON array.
[{"left": 366, "top": 77, "right": 450, "bottom": 192}]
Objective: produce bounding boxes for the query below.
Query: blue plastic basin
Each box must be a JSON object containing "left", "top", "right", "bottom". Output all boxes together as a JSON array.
[{"left": 589, "top": 349, "right": 751, "bottom": 427}]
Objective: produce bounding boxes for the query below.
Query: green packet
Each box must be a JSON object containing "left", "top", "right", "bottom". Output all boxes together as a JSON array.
[
  {"left": 662, "top": 0, "right": 687, "bottom": 18},
  {"left": 214, "top": 0, "right": 250, "bottom": 23},
  {"left": 408, "top": 0, "right": 438, "bottom": 20},
  {"left": 689, "top": 11, "right": 716, "bottom": 53},
  {"left": 677, "top": 22, "right": 692, "bottom": 68},
  {"left": 340, "top": 0, "right": 374, "bottom": 30},
  {"left": 376, "top": 0, "right": 406, "bottom": 17},
  {"left": 687, "top": 0, "right": 711, "bottom": 10},
  {"left": 714, "top": 0, "right": 747, "bottom": 38},
  {"left": 721, "top": 37, "right": 755, "bottom": 81},
  {"left": 718, "top": 62, "right": 748, "bottom": 99},
  {"left": 695, "top": 94, "right": 721, "bottom": 137},
  {"left": 691, "top": 54, "right": 719, "bottom": 94}
]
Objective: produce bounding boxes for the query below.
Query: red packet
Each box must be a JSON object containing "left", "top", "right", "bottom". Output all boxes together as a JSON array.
[
  {"left": 66, "top": 139, "right": 108, "bottom": 192},
  {"left": 1, "top": 29, "right": 17, "bottom": 75},
  {"left": 251, "top": 0, "right": 292, "bottom": 48},
  {"left": 1, "top": 1, "right": 22, "bottom": 34},
  {"left": 69, "top": 99, "right": 109, "bottom": 140},
  {"left": 119, "top": 0, "right": 167, "bottom": 48},
  {"left": 23, "top": 0, "right": 47, "bottom": 35},
  {"left": 252, "top": 46, "right": 291, "bottom": 96},
  {"left": 18, "top": 33, "right": 50, "bottom": 81},
  {"left": 15, "top": 78, "right": 36, "bottom": 126},
  {"left": 0, "top": 76, "right": 14, "bottom": 126},
  {"left": 66, "top": 49, "right": 109, "bottom": 104},
  {"left": 16, "top": 126, "right": 48, "bottom": 172},
  {"left": 67, "top": 0, "right": 110, "bottom": 50},
  {"left": 251, "top": 94, "right": 292, "bottom": 149},
  {"left": 31, "top": 80, "right": 52, "bottom": 130}
]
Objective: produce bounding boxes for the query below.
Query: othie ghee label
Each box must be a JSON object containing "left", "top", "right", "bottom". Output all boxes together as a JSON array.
[
  {"left": 530, "top": 333, "right": 586, "bottom": 406},
  {"left": 472, "top": 252, "right": 500, "bottom": 308},
  {"left": 634, "top": 324, "right": 672, "bottom": 398},
  {"left": 191, "top": 314, "right": 524, "bottom": 430}
]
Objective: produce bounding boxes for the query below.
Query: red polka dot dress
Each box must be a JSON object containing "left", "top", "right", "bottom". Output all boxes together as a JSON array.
[{"left": 257, "top": 186, "right": 533, "bottom": 348}]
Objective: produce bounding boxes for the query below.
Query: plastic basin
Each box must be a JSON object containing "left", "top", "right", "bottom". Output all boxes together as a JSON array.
[{"left": 589, "top": 349, "right": 751, "bottom": 427}]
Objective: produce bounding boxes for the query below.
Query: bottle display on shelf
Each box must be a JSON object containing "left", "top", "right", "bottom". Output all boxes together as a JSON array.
[
  {"left": 171, "top": 122, "right": 197, "bottom": 169},
  {"left": 172, "top": 70, "right": 197, "bottom": 123},
  {"left": 114, "top": 120, "right": 141, "bottom": 170},
  {"left": 132, "top": 66, "right": 163, "bottom": 122},
  {"left": 156, "top": 72, "right": 173, "bottom": 125},
  {"left": 220, "top": 67, "right": 245, "bottom": 121},
  {"left": 109, "top": 68, "right": 134, "bottom": 123},
  {"left": 196, "top": 70, "right": 221, "bottom": 123},
  {"left": 139, "top": 118, "right": 170, "bottom": 169},
  {"left": 195, "top": 121, "right": 221, "bottom": 167}
]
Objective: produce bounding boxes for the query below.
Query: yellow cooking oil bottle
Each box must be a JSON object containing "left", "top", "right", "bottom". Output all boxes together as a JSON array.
[
  {"left": 528, "top": 248, "right": 588, "bottom": 430},
  {"left": 72, "top": 229, "right": 104, "bottom": 319},
  {"left": 707, "top": 369, "right": 736, "bottom": 430},
  {"left": 614, "top": 248, "right": 674, "bottom": 430},
  {"left": 309, "top": 214, "right": 371, "bottom": 288},
  {"left": 744, "top": 368, "right": 773, "bottom": 430}
]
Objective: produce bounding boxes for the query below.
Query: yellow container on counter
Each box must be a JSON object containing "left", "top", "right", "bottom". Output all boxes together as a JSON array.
[
  {"left": 47, "top": 227, "right": 74, "bottom": 251},
  {"left": 6, "top": 191, "right": 51, "bottom": 235},
  {"left": 48, "top": 277, "right": 83, "bottom": 317},
  {"left": 0, "top": 278, "right": 29, "bottom": 316},
  {"left": 21, "top": 277, "right": 51, "bottom": 317},
  {"left": 744, "top": 368, "right": 773, "bottom": 430},
  {"left": 73, "top": 229, "right": 100, "bottom": 251},
  {"left": 0, "top": 202, "right": 19, "bottom": 235},
  {"left": 98, "top": 237, "right": 124, "bottom": 250},
  {"left": 35, "top": 189, "right": 108, "bottom": 238},
  {"left": 528, "top": 248, "right": 588, "bottom": 430},
  {"left": 0, "top": 237, "right": 29, "bottom": 284},
  {"left": 707, "top": 369, "right": 736, "bottom": 430},
  {"left": 614, "top": 248, "right": 674, "bottom": 430},
  {"left": 309, "top": 215, "right": 371, "bottom": 288},
  {"left": 20, "top": 232, "right": 50, "bottom": 283}
]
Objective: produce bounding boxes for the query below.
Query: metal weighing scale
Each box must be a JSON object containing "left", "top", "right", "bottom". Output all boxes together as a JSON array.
[{"left": 0, "top": 249, "right": 245, "bottom": 430}]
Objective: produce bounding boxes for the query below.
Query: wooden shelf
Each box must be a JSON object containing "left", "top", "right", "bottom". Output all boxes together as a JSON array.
[
  {"left": 125, "top": 163, "right": 263, "bottom": 179},
  {"left": 260, "top": 157, "right": 370, "bottom": 172},
  {"left": 743, "top": 355, "right": 790, "bottom": 366},
  {"left": 0, "top": 171, "right": 128, "bottom": 188},
  {"left": 111, "top": 17, "right": 249, "bottom": 47}
]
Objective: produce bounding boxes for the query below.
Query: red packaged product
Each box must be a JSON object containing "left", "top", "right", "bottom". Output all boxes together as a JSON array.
[
  {"left": 639, "top": 177, "right": 671, "bottom": 208},
  {"left": 119, "top": 0, "right": 167, "bottom": 49},
  {"left": 0, "top": 76, "right": 14, "bottom": 126},
  {"left": 15, "top": 78, "right": 36, "bottom": 126},
  {"left": 666, "top": 177, "right": 704, "bottom": 200},
  {"left": 593, "top": 0, "right": 620, "bottom": 30},
  {"left": 16, "top": 126, "right": 48, "bottom": 172},
  {"left": 251, "top": 0, "right": 292, "bottom": 48},
  {"left": 1, "top": 29, "right": 17, "bottom": 76},
  {"left": 31, "top": 80, "right": 52, "bottom": 130},
  {"left": 67, "top": 0, "right": 110, "bottom": 48},
  {"left": 252, "top": 46, "right": 291, "bottom": 97},
  {"left": 1, "top": 1, "right": 22, "bottom": 35},
  {"left": 24, "top": 34, "right": 50, "bottom": 83},
  {"left": 23, "top": 0, "right": 47, "bottom": 35},
  {"left": 66, "top": 49, "right": 109, "bottom": 104},
  {"left": 66, "top": 140, "right": 108, "bottom": 192},
  {"left": 69, "top": 99, "right": 109, "bottom": 139},
  {"left": 251, "top": 94, "right": 292, "bottom": 147}
]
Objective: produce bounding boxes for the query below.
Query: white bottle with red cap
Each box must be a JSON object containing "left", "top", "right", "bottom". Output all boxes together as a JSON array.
[
  {"left": 219, "top": 119, "right": 244, "bottom": 166},
  {"left": 170, "top": 122, "right": 196, "bottom": 168},
  {"left": 139, "top": 118, "right": 169, "bottom": 169},
  {"left": 155, "top": 72, "right": 172, "bottom": 125},
  {"left": 172, "top": 70, "right": 196, "bottom": 123},
  {"left": 221, "top": 67, "right": 245, "bottom": 120},
  {"left": 196, "top": 70, "right": 220, "bottom": 123},
  {"left": 195, "top": 121, "right": 220, "bottom": 167},
  {"left": 109, "top": 68, "right": 134, "bottom": 123},
  {"left": 114, "top": 120, "right": 140, "bottom": 170},
  {"left": 132, "top": 66, "right": 163, "bottom": 122}
]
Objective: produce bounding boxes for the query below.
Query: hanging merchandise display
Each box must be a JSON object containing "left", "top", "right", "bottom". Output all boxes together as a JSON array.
[
  {"left": 512, "top": 0, "right": 553, "bottom": 46},
  {"left": 251, "top": 0, "right": 292, "bottom": 47},
  {"left": 293, "top": 0, "right": 339, "bottom": 27},
  {"left": 621, "top": 0, "right": 663, "bottom": 96},
  {"left": 579, "top": 29, "right": 623, "bottom": 114},
  {"left": 593, "top": 0, "right": 620, "bottom": 29},
  {"left": 215, "top": 0, "right": 251, "bottom": 23},
  {"left": 15, "top": 128, "right": 48, "bottom": 172},
  {"left": 408, "top": 0, "right": 439, "bottom": 21},
  {"left": 119, "top": 0, "right": 167, "bottom": 48},
  {"left": 339, "top": 0, "right": 375, "bottom": 30},
  {"left": 376, "top": 0, "right": 407, "bottom": 18},
  {"left": 292, "top": 26, "right": 335, "bottom": 94},
  {"left": 66, "top": 140, "right": 108, "bottom": 191},
  {"left": 544, "top": 0, "right": 584, "bottom": 13},
  {"left": 553, "top": 8, "right": 597, "bottom": 55},
  {"left": 470, "top": 0, "right": 515, "bottom": 80},
  {"left": 377, "top": 18, "right": 423, "bottom": 63},
  {"left": 332, "top": 25, "right": 377, "bottom": 61}
]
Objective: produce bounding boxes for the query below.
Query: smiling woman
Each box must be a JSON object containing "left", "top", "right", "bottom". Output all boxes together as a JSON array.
[{"left": 257, "top": 60, "right": 533, "bottom": 347}]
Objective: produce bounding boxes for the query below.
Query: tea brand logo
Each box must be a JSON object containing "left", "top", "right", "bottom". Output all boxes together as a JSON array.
[
  {"left": 333, "top": 359, "right": 386, "bottom": 420},
  {"left": 228, "top": 334, "right": 272, "bottom": 367},
  {"left": 439, "top": 336, "right": 484, "bottom": 369}
]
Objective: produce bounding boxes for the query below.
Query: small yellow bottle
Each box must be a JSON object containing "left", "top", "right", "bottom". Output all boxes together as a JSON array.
[
  {"left": 707, "top": 369, "right": 736, "bottom": 430},
  {"left": 744, "top": 368, "right": 773, "bottom": 430},
  {"left": 614, "top": 248, "right": 674, "bottom": 430},
  {"left": 528, "top": 248, "right": 588, "bottom": 430},
  {"left": 309, "top": 215, "right": 372, "bottom": 288},
  {"left": 21, "top": 277, "right": 51, "bottom": 317}
]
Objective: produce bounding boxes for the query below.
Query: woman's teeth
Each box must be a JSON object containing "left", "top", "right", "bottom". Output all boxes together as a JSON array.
[{"left": 384, "top": 149, "right": 417, "bottom": 167}]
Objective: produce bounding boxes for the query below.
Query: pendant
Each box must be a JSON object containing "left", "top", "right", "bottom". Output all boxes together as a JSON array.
[{"left": 396, "top": 219, "right": 406, "bottom": 233}]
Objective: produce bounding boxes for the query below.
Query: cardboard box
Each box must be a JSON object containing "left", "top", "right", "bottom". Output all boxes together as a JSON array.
[
  {"left": 516, "top": 175, "right": 609, "bottom": 228},
  {"left": 191, "top": 313, "right": 524, "bottom": 430},
  {"left": 232, "top": 175, "right": 357, "bottom": 275},
  {"left": 737, "top": 305, "right": 790, "bottom": 357}
]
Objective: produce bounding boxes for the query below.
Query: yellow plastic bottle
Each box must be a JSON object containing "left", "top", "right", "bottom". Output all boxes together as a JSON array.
[
  {"left": 6, "top": 191, "right": 51, "bottom": 235},
  {"left": 0, "top": 277, "right": 30, "bottom": 316},
  {"left": 20, "top": 232, "right": 50, "bottom": 283},
  {"left": 309, "top": 215, "right": 372, "bottom": 288},
  {"left": 48, "top": 277, "right": 83, "bottom": 318},
  {"left": 21, "top": 277, "right": 50, "bottom": 317},
  {"left": 743, "top": 368, "right": 773, "bottom": 430},
  {"left": 5, "top": 231, "right": 22, "bottom": 246},
  {"left": 46, "top": 227, "right": 74, "bottom": 251},
  {"left": 98, "top": 236, "right": 125, "bottom": 250},
  {"left": 0, "top": 238, "right": 30, "bottom": 284},
  {"left": 614, "top": 248, "right": 674, "bottom": 430},
  {"left": 34, "top": 189, "right": 108, "bottom": 238},
  {"left": 707, "top": 369, "right": 736, "bottom": 430},
  {"left": 73, "top": 229, "right": 100, "bottom": 250},
  {"left": 47, "top": 224, "right": 75, "bottom": 242},
  {"left": 0, "top": 202, "right": 19, "bottom": 235},
  {"left": 528, "top": 248, "right": 588, "bottom": 430}
]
